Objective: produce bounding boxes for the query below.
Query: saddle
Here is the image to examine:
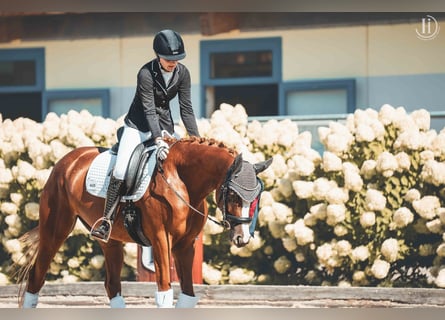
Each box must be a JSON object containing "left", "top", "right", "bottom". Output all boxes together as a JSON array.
[{"left": 86, "top": 126, "right": 157, "bottom": 246}]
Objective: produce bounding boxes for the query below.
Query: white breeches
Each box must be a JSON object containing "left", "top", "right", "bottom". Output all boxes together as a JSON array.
[{"left": 113, "top": 124, "right": 152, "bottom": 180}]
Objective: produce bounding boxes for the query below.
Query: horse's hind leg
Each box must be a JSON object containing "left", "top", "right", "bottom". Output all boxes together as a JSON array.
[
  {"left": 98, "top": 239, "right": 126, "bottom": 308},
  {"left": 23, "top": 198, "right": 77, "bottom": 307}
]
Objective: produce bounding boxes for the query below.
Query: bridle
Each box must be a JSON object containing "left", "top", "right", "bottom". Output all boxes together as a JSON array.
[
  {"left": 157, "top": 156, "right": 256, "bottom": 230},
  {"left": 215, "top": 162, "right": 254, "bottom": 229}
]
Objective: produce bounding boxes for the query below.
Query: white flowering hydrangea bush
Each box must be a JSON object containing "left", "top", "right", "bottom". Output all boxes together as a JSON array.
[
  {"left": 198, "top": 103, "right": 445, "bottom": 288},
  {"left": 3, "top": 103, "right": 445, "bottom": 288},
  {"left": 0, "top": 110, "right": 138, "bottom": 285}
]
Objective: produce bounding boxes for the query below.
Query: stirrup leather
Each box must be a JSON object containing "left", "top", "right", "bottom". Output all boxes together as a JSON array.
[{"left": 90, "top": 217, "right": 112, "bottom": 242}]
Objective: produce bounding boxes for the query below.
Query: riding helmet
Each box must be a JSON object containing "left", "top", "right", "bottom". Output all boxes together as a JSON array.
[{"left": 153, "top": 29, "right": 186, "bottom": 61}]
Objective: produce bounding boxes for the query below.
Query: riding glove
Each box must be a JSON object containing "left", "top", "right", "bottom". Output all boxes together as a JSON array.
[{"left": 156, "top": 139, "right": 169, "bottom": 161}]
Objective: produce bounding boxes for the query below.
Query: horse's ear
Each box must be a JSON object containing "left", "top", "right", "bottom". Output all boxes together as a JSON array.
[
  {"left": 232, "top": 154, "right": 243, "bottom": 174},
  {"left": 254, "top": 157, "right": 273, "bottom": 174}
]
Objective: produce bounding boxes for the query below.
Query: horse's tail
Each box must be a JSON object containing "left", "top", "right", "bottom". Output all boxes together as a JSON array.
[{"left": 9, "top": 227, "right": 40, "bottom": 307}]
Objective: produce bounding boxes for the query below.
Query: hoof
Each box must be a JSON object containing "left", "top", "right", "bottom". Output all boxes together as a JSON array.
[
  {"left": 175, "top": 292, "right": 199, "bottom": 308},
  {"left": 110, "top": 293, "right": 126, "bottom": 308}
]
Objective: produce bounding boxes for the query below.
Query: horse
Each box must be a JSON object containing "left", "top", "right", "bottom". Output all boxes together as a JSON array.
[{"left": 14, "top": 136, "right": 272, "bottom": 308}]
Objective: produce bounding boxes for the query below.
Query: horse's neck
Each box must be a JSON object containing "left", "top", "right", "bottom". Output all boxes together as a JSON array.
[{"left": 173, "top": 140, "right": 234, "bottom": 200}]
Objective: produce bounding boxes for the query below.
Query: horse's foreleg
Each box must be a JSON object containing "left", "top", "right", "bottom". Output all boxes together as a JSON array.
[
  {"left": 172, "top": 240, "right": 199, "bottom": 308},
  {"left": 152, "top": 233, "right": 174, "bottom": 308},
  {"left": 98, "top": 239, "right": 125, "bottom": 308}
]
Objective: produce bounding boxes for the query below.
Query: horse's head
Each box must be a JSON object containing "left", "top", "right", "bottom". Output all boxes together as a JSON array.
[{"left": 216, "top": 154, "right": 273, "bottom": 247}]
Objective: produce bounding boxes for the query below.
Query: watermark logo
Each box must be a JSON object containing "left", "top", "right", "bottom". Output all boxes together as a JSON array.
[{"left": 416, "top": 15, "right": 440, "bottom": 40}]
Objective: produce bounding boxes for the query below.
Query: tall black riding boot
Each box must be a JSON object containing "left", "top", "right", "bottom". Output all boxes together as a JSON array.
[{"left": 90, "top": 175, "right": 125, "bottom": 242}]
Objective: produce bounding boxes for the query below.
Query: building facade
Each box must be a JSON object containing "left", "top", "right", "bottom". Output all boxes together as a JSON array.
[{"left": 0, "top": 13, "right": 444, "bottom": 130}]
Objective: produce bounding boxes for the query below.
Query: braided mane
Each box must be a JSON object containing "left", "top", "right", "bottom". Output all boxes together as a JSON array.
[{"left": 165, "top": 136, "right": 238, "bottom": 157}]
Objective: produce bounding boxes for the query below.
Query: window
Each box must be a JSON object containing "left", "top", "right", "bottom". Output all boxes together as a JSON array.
[
  {"left": 281, "top": 79, "right": 356, "bottom": 116},
  {"left": 43, "top": 89, "right": 110, "bottom": 118},
  {"left": 200, "top": 37, "right": 281, "bottom": 117},
  {"left": 0, "top": 48, "right": 45, "bottom": 121}
]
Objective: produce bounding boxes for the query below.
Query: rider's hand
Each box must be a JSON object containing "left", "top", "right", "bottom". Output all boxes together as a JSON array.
[{"left": 156, "top": 138, "right": 169, "bottom": 161}]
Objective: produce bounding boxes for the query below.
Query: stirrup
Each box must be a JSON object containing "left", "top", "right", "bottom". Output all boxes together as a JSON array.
[{"left": 90, "top": 217, "right": 112, "bottom": 243}]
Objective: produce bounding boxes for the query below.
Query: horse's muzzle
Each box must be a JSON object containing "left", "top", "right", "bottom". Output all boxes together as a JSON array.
[{"left": 230, "top": 226, "right": 251, "bottom": 247}]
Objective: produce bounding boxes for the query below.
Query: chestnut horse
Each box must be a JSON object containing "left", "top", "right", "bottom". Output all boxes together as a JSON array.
[{"left": 15, "top": 136, "right": 272, "bottom": 308}]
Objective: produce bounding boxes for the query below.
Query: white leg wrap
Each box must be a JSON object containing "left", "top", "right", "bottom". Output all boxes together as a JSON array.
[
  {"left": 110, "top": 293, "right": 126, "bottom": 308},
  {"left": 155, "top": 289, "right": 174, "bottom": 308},
  {"left": 22, "top": 291, "right": 39, "bottom": 308},
  {"left": 175, "top": 292, "right": 199, "bottom": 308}
]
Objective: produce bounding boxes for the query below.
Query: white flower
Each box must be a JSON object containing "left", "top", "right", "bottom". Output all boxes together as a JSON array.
[
  {"left": 1, "top": 202, "right": 18, "bottom": 215},
  {"left": 404, "top": 189, "right": 421, "bottom": 203},
  {"left": 10, "top": 192, "right": 23, "bottom": 206},
  {"left": 316, "top": 243, "right": 334, "bottom": 263},
  {"left": 271, "top": 202, "right": 293, "bottom": 224},
  {"left": 326, "top": 204, "right": 346, "bottom": 226},
  {"left": 5, "top": 213, "right": 21, "bottom": 228},
  {"left": 395, "top": 152, "right": 411, "bottom": 172},
  {"left": 334, "top": 225, "right": 348, "bottom": 237},
  {"left": 204, "top": 218, "right": 224, "bottom": 235},
  {"left": 24, "top": 202, "right": 40, "bottom": 221},
  {"left": 370, "top": 259, "right": 390, "bottom": 279},
  {"left": 411, "top": 108, "right": 430, "bottom": 131},
  {"left": 277, "top": 178, "right": 294, "bottom": 199},
  {"left": 360, "top": 160, "right": 377, "bottom": 180},
  {"left": 360, "top": 211, "right": 376, "bottom": 228},
  {"left": 12, "top": 160, "right": 36, "bottom": 184},
  {"left": 289, "top": 155, "right": 315, "bottom": 177},
  {"left": 310, "top": 203, "right": 327, "bottom": 220},
  {"left": 421, "top": 160, "right": 445, "bottom": 187},
  {"left": 378, "top": 104, "right": 397, "bottom": 125},
  {"left": 312, "top": 178, "right": 337, "bottom": 201},
  {"left": 381, "top": 238, "right": 399, "bottom": 262},
  {"left": 413, "top": 196, "right": 440, "bottom": 220},
  {"left": 292, "top": 180, "right": 314, "bottom": 199},
  {"left": 356, "top": 124, "right": 376, "bottom": 142},
  {"left": 436, "top": 243, "right": 445, "bottom": 257},
  {"left": 434, "top": 269, "right": 445, "bottom": 288},
  {"left": 426, "top": 218, "right": 442, "bottom": 233},
  {"left": 0, "top": 167, "right": 13, "bottom": 184},
  {"left": 123, "top": 243, "right": 138, "bottom": 269},
  {"left": 343, "top": 163, "right": 363, "bottom": 192},
  {"left": 282, "top": 236, "right": 298, "bottom": 252},
  {"left": 394, "top": 129, "right": 422, "bottom": 150},
  {"left": 325, "top": 187, "right": 349, "bottom": 204},
  {"left": 269, "top": 221, "right": 286, "bottom": 239},
  {"left": 322, "top": 151, "right": 343, "bottom": 172},
  {"left": 258, "top": 205, "right": 274, "bottom": 226},
  {"left": 4, "top": 239, "right": 22, "bottom": 253},
  {"left": 336, "top": 240, "right": 352, "bottom": 257},
  {"left": 376, "top": 151, "right": 398, "bottom": 177},
  {"left": 365, "top": 189, "right": 387, "bottom": 211},
  {"left": 351, "top": 246, "right": 370, "bottom": 262},
  {"left": 229, "top": 268, "right": 255, "bottom": 284},
  {"left": 67, "top": 257, "right": 80, "bottom": 269},
  {"left": 90, "top": 255, "right": 105, "bottom": 269},
  {"left": 392, "top": 207, "right": 414, "bottom": 228},
  {"left": 352, "top": 271, "right": 367, "bottom": 284},
  {"left": 273, "top": 256, "right": 291, "bottom": 274},
  {"left": 202, "top": 263, "right": 222, "bottom": 285},
  {"left": 290, "top": 219, "right": 314, "bottom": 246}
]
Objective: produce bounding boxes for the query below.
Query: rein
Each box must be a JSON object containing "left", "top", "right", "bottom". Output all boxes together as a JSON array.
[{"left": 157, "top": 159, "right": 230, "bottom": 229}]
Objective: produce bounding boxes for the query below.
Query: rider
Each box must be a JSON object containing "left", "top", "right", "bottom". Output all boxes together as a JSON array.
[{"left": 90, "top": 29, "right": 201, "bottom": 242}]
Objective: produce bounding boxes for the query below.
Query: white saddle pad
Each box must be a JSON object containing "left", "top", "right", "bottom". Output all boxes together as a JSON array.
[{"left": 85, "top": 148, "right": 157, "bottom": 202}]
